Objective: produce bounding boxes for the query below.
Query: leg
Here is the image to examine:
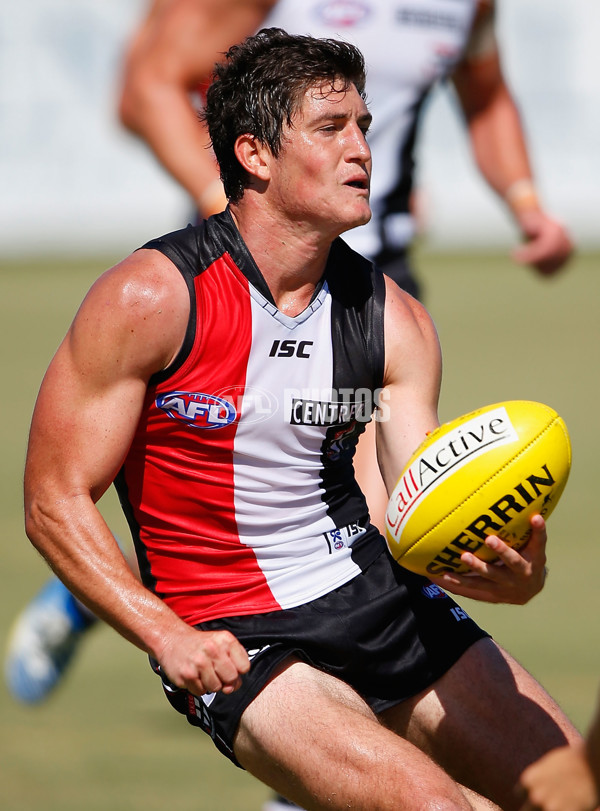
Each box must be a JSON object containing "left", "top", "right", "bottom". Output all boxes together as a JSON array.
[
  {"left": 234, "top": 659, "right": 499, "bottom": 811},
  {"left": 381, "top": 637, "right": 581, "bottom": 811},
  {"left": 4, "top": 576, "right": 97, "bottom": 703}
]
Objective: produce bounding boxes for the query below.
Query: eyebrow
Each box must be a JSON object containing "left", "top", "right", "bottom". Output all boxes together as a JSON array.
[{"left": 311, "top": 111, "right": 373, "bottom": 127}]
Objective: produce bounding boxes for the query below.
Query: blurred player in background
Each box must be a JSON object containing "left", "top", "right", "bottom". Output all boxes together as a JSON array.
[
  {"left": 20, "top": 28, "right": 580, "bottom": 811},
  {"left": 6, "top": 1, "right": 574, "bottom": 788}
]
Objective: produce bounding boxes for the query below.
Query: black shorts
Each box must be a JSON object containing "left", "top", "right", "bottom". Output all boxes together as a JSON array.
[{"left": 152, "top": 548, "right": 489, "bottom": 766}]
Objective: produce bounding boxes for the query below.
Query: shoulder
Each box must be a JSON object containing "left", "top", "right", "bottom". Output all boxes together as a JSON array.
[
  {"left": 73, "top": 245, "right": 191, "bottom": 377},
  {"left": 142, "top": 215, "right": 239, "bottom": 277},
  {"left": 383, "top": 276, "right": 436, "bottom": 333},
  {"left": 382, "top": 276, "right": 441, "bottom": 384}
]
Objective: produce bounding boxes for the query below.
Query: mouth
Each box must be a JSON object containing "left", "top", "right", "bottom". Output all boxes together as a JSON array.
[{"left": 345, "top": 177, "right": 369, "bottom": 192}]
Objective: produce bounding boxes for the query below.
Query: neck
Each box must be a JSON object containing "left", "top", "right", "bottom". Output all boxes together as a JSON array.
[{"left": 229, "top": 199, "right": 335, "bottom": 316}]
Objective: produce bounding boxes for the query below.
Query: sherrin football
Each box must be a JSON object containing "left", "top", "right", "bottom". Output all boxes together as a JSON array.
[{"left": 385, "top": 401, "right": 571, "bottom": 577}]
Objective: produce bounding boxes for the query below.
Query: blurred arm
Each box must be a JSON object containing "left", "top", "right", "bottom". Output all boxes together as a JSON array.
[
  {"left": 452, "top": 0, "right": 573, "bottom": 275},
  {"left": 118, "top": 0, "right": 277, "bottom": 216}
]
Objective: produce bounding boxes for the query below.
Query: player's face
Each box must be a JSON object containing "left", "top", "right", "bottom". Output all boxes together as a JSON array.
[{"left": 270, "top": 80, "right": 372, "bottom": 237}]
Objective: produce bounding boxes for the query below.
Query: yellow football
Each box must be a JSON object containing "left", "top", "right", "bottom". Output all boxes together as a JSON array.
[{"left": 385, "top": 401, "right": 571, "bottom": 577}]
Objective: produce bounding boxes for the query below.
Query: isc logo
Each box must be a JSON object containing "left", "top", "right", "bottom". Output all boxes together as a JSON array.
[{"left": 269, "top": 339, "right": 313, "bottom": 358}]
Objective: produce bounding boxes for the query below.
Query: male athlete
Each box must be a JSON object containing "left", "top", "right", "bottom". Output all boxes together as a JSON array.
[
  {"left": 6, "top": 0, "right": 576, "bottom": 715},
  {"left": 23, "top": 29, "right": 578, "bottom": 810}
]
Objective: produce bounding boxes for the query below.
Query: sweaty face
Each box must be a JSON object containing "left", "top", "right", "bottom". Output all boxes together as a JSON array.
[{"left": 268, "top": 80, "right": 372, "bottom": 238}]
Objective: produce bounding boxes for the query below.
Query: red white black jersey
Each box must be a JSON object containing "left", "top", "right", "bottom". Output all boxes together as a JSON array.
[
  {"left": 115, "top": 210, "right": 387, "bottom": 626},
  {"left": 264, "top": 0, "right": 480, "bottom": 257}
]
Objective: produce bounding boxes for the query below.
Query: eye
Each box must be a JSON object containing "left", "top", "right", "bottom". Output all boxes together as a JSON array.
[
  {"left": 319, "top": 122, "right": 341, "bottom": 133},
  {"left": 359, "top": 118, "right": 372, "bottom": 137}
]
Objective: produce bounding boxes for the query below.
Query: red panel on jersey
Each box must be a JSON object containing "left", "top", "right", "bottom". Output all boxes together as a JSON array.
[{"left": 121, "top": 255, "right": 281, "bottom": 624}]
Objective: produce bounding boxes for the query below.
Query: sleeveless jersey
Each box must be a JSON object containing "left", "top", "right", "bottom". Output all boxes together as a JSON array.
[
  {"left": 115, "top": 210, "right": 387, "bottom": 626},
  {"left": 263, "top": 0, "right": 479, "bottom": 259}
]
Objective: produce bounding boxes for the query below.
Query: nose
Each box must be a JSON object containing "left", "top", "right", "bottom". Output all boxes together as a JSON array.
[{"left": 347, "top": 123, "right": 371, "bottom": 165}]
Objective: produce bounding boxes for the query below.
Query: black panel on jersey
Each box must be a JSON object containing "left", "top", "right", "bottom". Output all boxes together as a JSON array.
[
  {"left": 318, "top": 238, "right": 387, "bottom": 531},
  {"left": 138, "top": 211, "right": 248, "bottom": 385},
  {"left": 326, "top": 238, "right": 386, "bottom": 395},
  {"left": 113, "top": 467, "right": 162, "bottom": 597}
]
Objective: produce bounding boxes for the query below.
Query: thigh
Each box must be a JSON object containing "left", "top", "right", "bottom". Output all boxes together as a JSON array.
[
  {"left": 380, "top": 637, "right": 581, "bottom": 811},
  {"left": 234, "top": 659, "right": 493, "bottom": 811}
]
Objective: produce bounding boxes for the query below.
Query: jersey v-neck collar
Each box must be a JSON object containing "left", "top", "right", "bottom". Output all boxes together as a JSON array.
[{"left": 216, "top": 208, "right": 331, "bottom": 326}]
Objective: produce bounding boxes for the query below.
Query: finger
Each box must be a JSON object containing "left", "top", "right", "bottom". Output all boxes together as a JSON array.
[
  {"left": 512, "top": 234, "right": 572, "bottom": 274},
  {"left": 214, "top": 654, "right": 249, "bottom": 694},
  {"left": 483, "top": 535, "right": 530, "bottom": 572},
  {"left": 220, "top": 677, "right": 243, "bottom": 696},
  {"left": 230, "top": 641, "right": 251, "bottom": 675},
  {"left": 529, "top": 513, "right": 547, "bottom": 544},
  {"left": 520, "top": 516, "right": 548, "bottom": 566},
  {"left": 458, "top": 552, "right": 502, "bottom": 578},
  {"left": 512, "top": 239, "right": 552, "bottom": 268}
]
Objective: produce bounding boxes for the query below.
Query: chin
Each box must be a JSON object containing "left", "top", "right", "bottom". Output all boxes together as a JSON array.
[{"left": 348, "top": 207, "right": 372, "bottom": 229}]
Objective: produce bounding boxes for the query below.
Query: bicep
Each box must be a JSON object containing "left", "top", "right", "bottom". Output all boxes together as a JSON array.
[
  {"left": 375, "top": 282, "right": 442, "bottom": 493},
  {"left": 25, "top": 251, "right": 188, "bottom": 505},
  {"left": 26, "top": 335, "right": 149, "bottom": 504}
]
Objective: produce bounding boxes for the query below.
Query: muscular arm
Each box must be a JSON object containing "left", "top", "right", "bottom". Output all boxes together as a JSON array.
[
  {"left": 24, "top": 250, "right": 249, "bottom": 694},
  {"left": 375, "top": 278, "right": 442, "bottom": 494},
  {"left": 377, "top": 278, "right": 548, "bottom": 604},
  {"left": 452, "top": 1, "right": 573, "bottom": 275},
  {"left": 118, "top": 0, "right": 277, "bottom": 216}
]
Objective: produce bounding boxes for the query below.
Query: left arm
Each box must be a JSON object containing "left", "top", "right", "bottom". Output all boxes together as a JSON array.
[
  {"left": 377, "top": 277, "right": 548, "bottom": 604},
  {"left": 451, "top": 0, "right": 573, "bottom": 275}
]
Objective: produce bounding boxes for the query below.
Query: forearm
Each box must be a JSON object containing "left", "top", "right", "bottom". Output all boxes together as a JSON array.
[
  {"left": 466, "top": 82, "right": 540, "bottom": 218},
  {"left": 455, "top": 56, "right": 573, "bottom": 274},
  {"left": 24, "top": 488, "right": 184, "bottom": 662}
]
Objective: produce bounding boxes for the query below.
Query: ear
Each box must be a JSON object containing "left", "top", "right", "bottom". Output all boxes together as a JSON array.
[{"left": 233, "top": 134, "right": 271, "bottom": 184}]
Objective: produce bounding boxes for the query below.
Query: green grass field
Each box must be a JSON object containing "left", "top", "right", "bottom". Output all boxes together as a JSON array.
[{"left": 1, "top": 249, "right": 599, "bottom": 810}]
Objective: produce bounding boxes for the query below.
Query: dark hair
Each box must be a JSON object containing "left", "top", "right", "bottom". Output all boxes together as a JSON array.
[{"left": 203, "top": 27, "right": 367, "bottom": 203}]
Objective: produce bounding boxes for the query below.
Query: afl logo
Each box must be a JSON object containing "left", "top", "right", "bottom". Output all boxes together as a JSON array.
[
  {"left": 316, "top": 0, "right": 371, "bottom": 27},
  {"left": 156, "top": 391, "right": 236, "bottom": 429}
]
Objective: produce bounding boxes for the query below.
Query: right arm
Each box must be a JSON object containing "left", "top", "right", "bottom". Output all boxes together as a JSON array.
[
  {"left": 24, "top": 249, "right": 249, "bottom": 695},
  {"left": 118, "top": 0, "right": 277, "bottom": 216}
]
